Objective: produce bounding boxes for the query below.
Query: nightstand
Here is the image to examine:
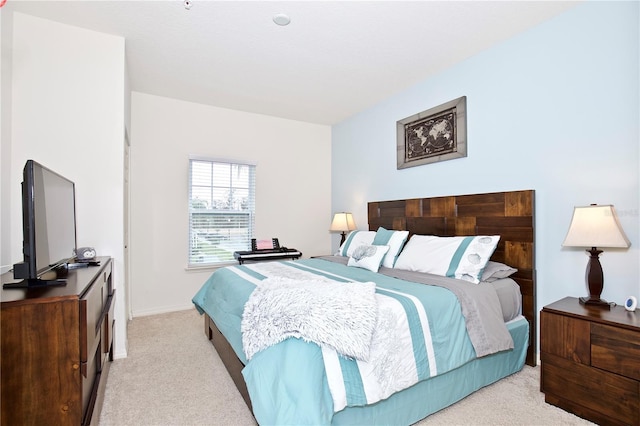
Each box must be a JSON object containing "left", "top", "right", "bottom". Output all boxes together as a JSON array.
[{"left": 540, "top": 297, "right": 640, "bottom": 425}]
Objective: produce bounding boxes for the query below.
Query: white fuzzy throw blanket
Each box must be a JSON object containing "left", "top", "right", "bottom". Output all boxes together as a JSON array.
[{"left": 241, "top": 277, "right": 377, "bottom": 361}]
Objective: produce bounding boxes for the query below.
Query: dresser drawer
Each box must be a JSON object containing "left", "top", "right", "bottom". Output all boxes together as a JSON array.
[
  {"left": 102, "top": 291, "right": 115, "bottom": 356},
  {"left": 592, "top": 323, "right": 640, "bottom": 381},
  {"left": 81, "top": 343, "right": 100, "bottom": 418},
  {"left": 80, "top": 278, "right": 104, "bottom": 364},
  {"left": 102, "top": 261, "right": 113, "bottom": 304}
]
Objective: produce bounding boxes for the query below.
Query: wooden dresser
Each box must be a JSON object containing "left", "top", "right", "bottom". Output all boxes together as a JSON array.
[
  {"left": 1, "top": 257, "right": 115, "bottom": 426},
  {"left": 541, "top": 297, "right": 640, "bottom": 425}
]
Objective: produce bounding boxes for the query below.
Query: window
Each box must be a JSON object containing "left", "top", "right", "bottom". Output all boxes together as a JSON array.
[{"left": 188, "top": 158, "right": 256, "bottom": 267}]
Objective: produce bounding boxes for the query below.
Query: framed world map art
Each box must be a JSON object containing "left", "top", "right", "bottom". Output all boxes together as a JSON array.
[{"left": 397, "top": 96, "right": 467, "bottom": 169}]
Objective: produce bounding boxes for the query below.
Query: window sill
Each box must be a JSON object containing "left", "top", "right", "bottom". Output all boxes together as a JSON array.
[{"left": 185, "top": 261, "right": 235, "bottom": 272}]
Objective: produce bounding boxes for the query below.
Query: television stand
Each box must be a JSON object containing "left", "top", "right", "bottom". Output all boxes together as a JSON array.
[
  {"left": 3, "top": 263, "right": 72, "bottom": 289},
  {"left": 2, "top": 278, "right": 67, "bottom": 289},
  {"left": 1, "top": 256, "right": 115, "bottom": 425}
]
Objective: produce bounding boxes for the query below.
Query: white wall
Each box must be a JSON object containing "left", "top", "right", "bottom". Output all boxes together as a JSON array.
[
  {"left": 332, "top": 1, "right": 639, "bottom": 336},
  {"left": 3, "top": 12, "right": 128, "bottom": 358},
  {"left": 129, "top": 93, "right": 331, "bottom": 316},
  {"left": 0, "top": 8, "right": 13, "bottom": 275}
]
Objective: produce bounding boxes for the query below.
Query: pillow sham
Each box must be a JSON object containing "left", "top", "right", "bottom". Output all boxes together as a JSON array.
[
  {"left": 393, "top": 234, "right": 500, "bottom": 284},
  {"left": 481, "top": 261, "right": 518, "bottom": 282},
  {"left": 372, "top": 227, "right": 410, "bottom": 268},
  {"left": 338, "top": 230, "right": 376, "bottom": 257},
  {"left": 347, "top": 244, "right": 390, "bottom": 273}
]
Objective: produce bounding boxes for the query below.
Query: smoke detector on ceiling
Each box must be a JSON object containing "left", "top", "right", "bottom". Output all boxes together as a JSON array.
[{"left": 272, "top": 13, "right": 291, "bottom": 26}]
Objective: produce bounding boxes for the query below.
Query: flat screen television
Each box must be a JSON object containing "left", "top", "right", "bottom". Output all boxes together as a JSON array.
[{"left": 8, "top": 160, "right": 77, "bottom": 287}]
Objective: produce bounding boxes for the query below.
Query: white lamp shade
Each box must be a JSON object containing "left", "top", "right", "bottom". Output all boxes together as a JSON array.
[
  {"left": 562, "top": 204, "right": 630, "bottom": 248},
  {"left": 329, "top": 212, "right": 357, "bottom": 232}
]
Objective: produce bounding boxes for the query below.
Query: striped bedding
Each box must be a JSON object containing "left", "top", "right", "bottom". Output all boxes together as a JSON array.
[{"left": 192, "top": 258, "right": 515, "bottom": 425}]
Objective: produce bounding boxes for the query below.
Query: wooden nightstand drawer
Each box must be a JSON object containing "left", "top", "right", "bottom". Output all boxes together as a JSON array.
[
  {"left": 541, "top": 311, "right": 590, "bottom": 364},
  {"left": 543, "top": 353, "right": 639, "bottom": 425},
  {"left": 592, "top": 323, "right": 640, "bottom": 381}
]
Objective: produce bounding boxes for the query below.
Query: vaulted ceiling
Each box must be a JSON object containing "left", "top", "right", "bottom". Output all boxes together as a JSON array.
[{"left": 6, "top": 1, "right": 579, "bottom": 124}]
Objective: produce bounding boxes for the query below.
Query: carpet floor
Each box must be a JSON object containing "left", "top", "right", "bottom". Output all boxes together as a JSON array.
[{"left": 99, "top": 309, "right": 594, "bottom": 425}]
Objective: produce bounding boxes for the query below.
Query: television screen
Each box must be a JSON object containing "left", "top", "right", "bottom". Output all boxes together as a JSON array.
[
  {"left": 32, "top": 162, "right": 77, "bottom": 275},
  {"left": 13, "top": 160, "right": 77, "bottom": 282}
]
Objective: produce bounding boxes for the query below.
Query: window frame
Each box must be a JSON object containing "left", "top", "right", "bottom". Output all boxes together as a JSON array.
[{"left": 187, "top": 156, "right": 256, "bottom": 269}]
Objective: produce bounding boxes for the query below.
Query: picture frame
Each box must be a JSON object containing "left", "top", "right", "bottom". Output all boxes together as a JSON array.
[{"left": 397, "top": 96, "right": 467, "bottom": 169}]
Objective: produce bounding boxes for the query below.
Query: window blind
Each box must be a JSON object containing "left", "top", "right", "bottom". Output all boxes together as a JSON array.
[{"left": 188, "top": 159, "right": 255, "bottom": 267}]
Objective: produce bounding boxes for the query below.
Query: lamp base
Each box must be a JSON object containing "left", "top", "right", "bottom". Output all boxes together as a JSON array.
[
  {"left": 581, "top": 247, "right": 611, "bottom": 309},
  {"left": 579, "top": 296, "right": 612, "bottom": 309}
]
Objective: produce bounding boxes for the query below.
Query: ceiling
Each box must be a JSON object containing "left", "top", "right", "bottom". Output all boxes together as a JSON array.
[{"left": 5, "top": 0, "right": 579, "bottom": 125}]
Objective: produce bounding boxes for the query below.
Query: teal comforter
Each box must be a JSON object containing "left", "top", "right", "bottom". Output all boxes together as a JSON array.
[{"left": 192, "top": 258, "right": 509, "bottom": 425}]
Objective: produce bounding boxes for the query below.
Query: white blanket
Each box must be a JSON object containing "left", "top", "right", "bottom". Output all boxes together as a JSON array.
[{"left": 241, "top": 277, "right": 378, "bottom": 361}]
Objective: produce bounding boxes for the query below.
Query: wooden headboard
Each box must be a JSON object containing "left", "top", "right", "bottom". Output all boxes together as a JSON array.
[{"left": 368, "top": 190, "right": 536, "bottom": 366}]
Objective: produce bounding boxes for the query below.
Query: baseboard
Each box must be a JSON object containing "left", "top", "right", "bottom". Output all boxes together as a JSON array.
[
  {"left": 132, "top": 303, "right": 196, "bottom": 318},
  {"left": 113, "top": 348, "right": 128, "bottom": 360}
]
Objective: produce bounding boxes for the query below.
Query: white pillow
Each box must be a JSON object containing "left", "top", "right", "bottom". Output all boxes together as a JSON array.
[
  {"left": 338, "top": 230, "right": 376, "bottom": 257},
  {"left": 372, "top": 227, "right": 409, "bottom": 268},
  {"left": 393, "top": 235, "right": 500, "bottom": 284},
  {"left": 347, "top": 244, "right": 390, "bottom": 273}
]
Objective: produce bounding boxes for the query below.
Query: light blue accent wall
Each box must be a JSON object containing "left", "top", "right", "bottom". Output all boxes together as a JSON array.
[{"left": 331, "top": 1, "right": 639, "bottom": 327}]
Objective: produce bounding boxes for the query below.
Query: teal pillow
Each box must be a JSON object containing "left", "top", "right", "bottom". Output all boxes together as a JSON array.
[
  {"left": 372, "top": 227, "right": 395, "bottom": 245},
  {"left": 372, "top": 227, "right": 410, "bottom": 268}
]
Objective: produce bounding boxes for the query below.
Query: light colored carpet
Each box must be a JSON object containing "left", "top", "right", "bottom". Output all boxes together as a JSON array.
[{"left": 99, "top": 309, "right": 594, "bottom": 426}]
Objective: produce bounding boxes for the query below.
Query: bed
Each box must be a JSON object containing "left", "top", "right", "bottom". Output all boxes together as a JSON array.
[{"left": 193, "top": 190, "right": 536, "bottom": 425}]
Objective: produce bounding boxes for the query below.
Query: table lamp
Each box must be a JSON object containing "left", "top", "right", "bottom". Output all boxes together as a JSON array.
[
  {"left": 330, "top": 212, "right": 357, "bottom": 246},
  {"left": 562, "top": 204, "right": 630, "bottom": 308}
]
